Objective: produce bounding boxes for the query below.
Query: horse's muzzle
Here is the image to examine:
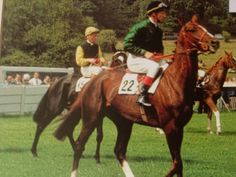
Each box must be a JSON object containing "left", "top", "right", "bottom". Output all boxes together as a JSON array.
[{"left": 210, "top": 39, "right": 220, "bottom": 53}]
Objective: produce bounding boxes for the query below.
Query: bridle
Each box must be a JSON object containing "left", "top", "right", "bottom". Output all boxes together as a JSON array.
[
  {"left": 180, "top": 23, "right": 213, "bottom": 54},
  {"left": 112, "top": 51, "right": 127, "bottom": 64}
]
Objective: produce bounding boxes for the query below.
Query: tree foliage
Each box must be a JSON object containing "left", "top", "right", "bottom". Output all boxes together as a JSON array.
[
  {"left": 97, "top": 29, "right": 117, "bottom": 52},
  {"left": 1, "top": 0, "right": 235, "bottom": 67}
]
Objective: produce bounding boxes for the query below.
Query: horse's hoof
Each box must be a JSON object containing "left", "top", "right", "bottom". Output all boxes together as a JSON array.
[
  {"left": 207, "top": 130, "right": 213, "bottom": 134},
  {"left": 216, "top": 129, "right": 222, "bottom": 135},
  {"left": 94, "top": 155, "right": 101, "bottom": 164},
  {"left": 216, "top": 127, "right": 222, "bottom": 135},
  {"left": 31, "top": 149, "right": 38, "bottom": 157},
  {"left": 155, "top": 128, "right": 165, "bottom": 134}
]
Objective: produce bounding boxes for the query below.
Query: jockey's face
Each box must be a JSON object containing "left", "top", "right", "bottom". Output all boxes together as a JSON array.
[
  {"left": 87, "top": 33, "right": 98, "bottom": 44},
  {"left": 151, "top": 10, "right": 167, "bottom": 23}
]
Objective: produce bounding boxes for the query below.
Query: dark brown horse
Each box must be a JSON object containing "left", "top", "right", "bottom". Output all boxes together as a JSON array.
[
  {"left": 54, "top": 16, "right": 219, "bottom": 177},
  {"left": 195, "top": 51, "right": 236, "bottom": 135},
  {"left": 31, "top": 73, "right": 79, "bottom": 156},
  {"left": 31, "top": 51, "right": 127, "bottom": 157}
]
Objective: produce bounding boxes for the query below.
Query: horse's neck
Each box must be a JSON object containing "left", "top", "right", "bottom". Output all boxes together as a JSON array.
[
  {"left": 208, "top": 60, "right": 228, "bottom": 86},
  {"left": 173, "top": 42, "right": 199, "bottom": 82},
  {"left": 165, "top": 48, "right": 198, "bottom": 93}
]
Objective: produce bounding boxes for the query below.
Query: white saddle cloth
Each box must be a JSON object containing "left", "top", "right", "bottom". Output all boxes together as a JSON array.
[{"left": 75, "top": 77, "right": 91, "bottom": 92}]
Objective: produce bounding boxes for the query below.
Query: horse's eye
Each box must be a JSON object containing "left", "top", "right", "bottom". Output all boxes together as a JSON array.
[{"left": 186, "top": 28, "right": 196, "bottom": 32}]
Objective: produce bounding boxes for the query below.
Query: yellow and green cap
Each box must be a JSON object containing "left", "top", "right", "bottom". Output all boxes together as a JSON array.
[{"left": 85, "top": 27, "right": 99, "bottom": 36}]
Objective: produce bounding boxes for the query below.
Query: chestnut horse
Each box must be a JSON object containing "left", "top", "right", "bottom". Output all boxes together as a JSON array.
[
  {"left": 195, "top": 51, "right": 236, "bottom": 135},
  {"left": 31, "top": 51, "right": 127, "bottom": 157},
  {"left": 54, "top": 17, "right": 219, "bottom": 177}
]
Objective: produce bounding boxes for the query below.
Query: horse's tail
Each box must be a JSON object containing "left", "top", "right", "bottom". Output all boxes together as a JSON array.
[
  {"left": 54, "top": 73, "right": 108, "bottom": 141},
  {"left": 33, "top": 88, "right": 50, "bottom": 124},
  {"left": 33, "top": 74, "right": 73, "bottom": 125},
  {"left": 53, "top": 102, "right": 81, "bottom": 141}
]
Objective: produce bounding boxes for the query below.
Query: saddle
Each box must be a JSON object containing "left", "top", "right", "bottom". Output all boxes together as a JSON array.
[
  {"left": 197, "top": 74, "right": 210, "bottom": 88},
  {"left": 107, "top": 61, "right": 170, "bottom": 123},
  {"left": 75, "top": 76, "right": 91, "bottom": 92},
  {"left": 118, "top": 61, "right": 169, "bottom": 95}
]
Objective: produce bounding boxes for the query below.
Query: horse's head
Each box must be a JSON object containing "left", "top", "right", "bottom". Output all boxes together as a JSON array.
[
  {"left": 178, "top": 15, "right": 219, "bottom": 54},
  {"left": 224, "top": 51, "right": 236, "bottom": 70},
  {"left": 109, "top": 50, "right": 128, "bottom": 68}
]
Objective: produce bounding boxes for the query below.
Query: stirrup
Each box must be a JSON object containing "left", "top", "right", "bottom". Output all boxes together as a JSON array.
[{"left": 137, "top": 96, "right": 151, "bottom": 107}]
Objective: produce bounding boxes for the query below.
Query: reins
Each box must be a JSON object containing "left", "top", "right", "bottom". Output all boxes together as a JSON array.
[
  {"left": 107, "top": 63, "right": 127, "bottom": 70},
  {"left": 110, "top": 50, "right": 206, "bottom": 70},
  {"left": 154, "top": 48, "right": 201, "bottom": 62}
]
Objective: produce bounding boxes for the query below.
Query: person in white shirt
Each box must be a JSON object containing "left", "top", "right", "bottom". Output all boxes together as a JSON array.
[{"left": 29, "top": 72, "right": 42, "bottom": 86}]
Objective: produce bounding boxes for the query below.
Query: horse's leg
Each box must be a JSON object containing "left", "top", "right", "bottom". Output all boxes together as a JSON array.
[
  {"left": 164, "top": 125, "right": 183, "bottom": 177},
  {"left": 197, "top": 100, "right": 203, "bottom": 113},
  {"left": 207, "top": 110, "right": 213, "bottom": 134},
  {"left": 112, "top": 118, "right": 134, "bottom": 177},
  {"left": 31, "top": 124, "right": 47, "bottom": 157},
  {"left": 205, "top": 98, "right": 221, "bottom": 135},
  {"left": 214, "top": 110, "right": 221, "bottom": 135},
  {"left": 31, "top": 112, "right": 62, "bottom": 157},
  {"left": 94, "top": 118, "right": 104, "bottom": 164},
  {"left": 65, "top": 107, "right": 83, "bottom": 152},
  {"left": 31, "top": 101, "right": 70, "bottom": 156},
  {"left": 68, "top": 132, "right": 76, "bottom": 152},
  {"left": 71, "top": 115, "right": 99, "bottom": 177}
]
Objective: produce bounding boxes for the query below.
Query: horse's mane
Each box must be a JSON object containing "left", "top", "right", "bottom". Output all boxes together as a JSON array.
[{"left": 207, "top": 56, "right": 223, "bottom": 74}]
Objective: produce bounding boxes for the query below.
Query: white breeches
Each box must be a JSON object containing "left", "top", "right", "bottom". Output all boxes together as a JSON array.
[
  {"left": 80, "top": 65, "right": 103, "bottom": 78},
  {"left": 127, "top": 54, "right": 160, "bottom": 78}
]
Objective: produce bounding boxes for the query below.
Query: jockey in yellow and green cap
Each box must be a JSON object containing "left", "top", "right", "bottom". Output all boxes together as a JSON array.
[{"left": 76, "top": 27, "right": 106, "bottom": 78}]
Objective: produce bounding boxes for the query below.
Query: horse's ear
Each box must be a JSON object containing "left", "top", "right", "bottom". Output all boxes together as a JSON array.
[
  {"left": 191, "top": 14, "right": 199, "bottom": 24},
  {"left": 225, "top": 51, "right": 232, "bottom": 56},
  {"left": 224, "top": 51, "right": 229, "bottom": 55}
]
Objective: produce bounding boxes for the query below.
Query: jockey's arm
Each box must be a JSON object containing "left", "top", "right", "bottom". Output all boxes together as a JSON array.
[
  {"left": 76, "top": 46, "right": 90, "bottom": 66},
  {"left": 124, "top": 25, "right": 147, "bottom": 56}
]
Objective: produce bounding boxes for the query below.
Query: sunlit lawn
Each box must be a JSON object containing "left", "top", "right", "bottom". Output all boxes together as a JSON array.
[{"left": 0, "top": 112, "right": 235, "bottom": 177}]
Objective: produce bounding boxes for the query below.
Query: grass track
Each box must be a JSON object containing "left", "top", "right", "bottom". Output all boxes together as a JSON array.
[{"left": 0, "top": 112, "right": 235, "bottom": 177}]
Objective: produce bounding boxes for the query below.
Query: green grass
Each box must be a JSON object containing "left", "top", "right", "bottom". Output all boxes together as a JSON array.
[{"left": 0, "top": 112, "right": 236, "bottom": 177}]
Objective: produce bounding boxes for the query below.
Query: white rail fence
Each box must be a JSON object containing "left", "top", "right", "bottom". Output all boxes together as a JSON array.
[
  {"left": 0, "top": 85, "right": 48, "bottom": 116},
  {"left": 0, "top": 85, "right": 235, "bottom": 116}
]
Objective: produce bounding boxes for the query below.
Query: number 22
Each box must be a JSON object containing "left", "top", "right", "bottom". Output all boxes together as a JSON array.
[{"left": 121, "top": 80, "right": 134, "bottom": 91}]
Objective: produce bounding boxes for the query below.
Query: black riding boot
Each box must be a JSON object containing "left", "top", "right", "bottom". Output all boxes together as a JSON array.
[{"left": 137, "top": 84, "right": 151, "bottom": 107}]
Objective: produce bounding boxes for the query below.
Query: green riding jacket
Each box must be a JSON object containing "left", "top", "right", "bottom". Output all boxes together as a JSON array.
[{"left": 124, "top": 19, "right": 164, "bottom": 56}]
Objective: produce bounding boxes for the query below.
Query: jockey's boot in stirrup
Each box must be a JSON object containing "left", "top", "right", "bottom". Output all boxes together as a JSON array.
[{"left": 137, "top": 84, "right": 151, "bottom": 107}]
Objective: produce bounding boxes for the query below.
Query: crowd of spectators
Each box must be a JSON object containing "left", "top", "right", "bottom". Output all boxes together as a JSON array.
[{"left": 3, "top": 72, "right": 55, "bottom": 86}]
